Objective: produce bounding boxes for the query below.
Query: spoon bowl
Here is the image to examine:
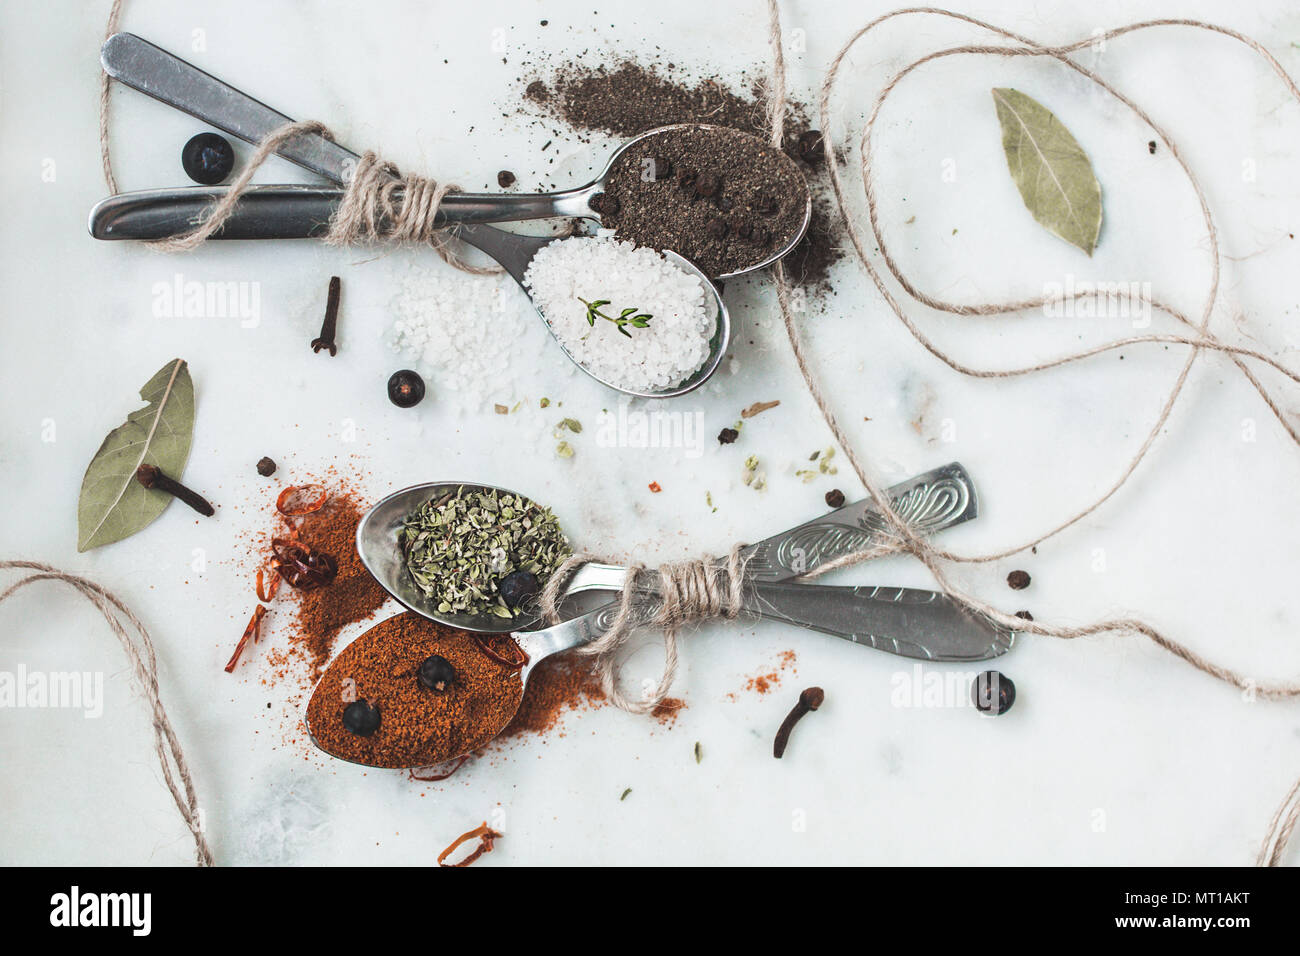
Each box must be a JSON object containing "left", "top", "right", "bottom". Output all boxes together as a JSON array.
[
  {"left": 303, "top": 603, "right": 634, "bottom": 769},
  {"left": 427, "top": 122, "right": 813, "bottom": 280},
  {"left": 453, "top": 226, "right": 731, "bottom": 398},
  {"left": 356, "top": 480, "right": 561, "bottom": 635}
]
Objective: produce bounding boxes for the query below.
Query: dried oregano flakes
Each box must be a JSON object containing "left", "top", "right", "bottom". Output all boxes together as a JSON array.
[{"left": 398, "top": 487, "right": 570, "bottom": 618}]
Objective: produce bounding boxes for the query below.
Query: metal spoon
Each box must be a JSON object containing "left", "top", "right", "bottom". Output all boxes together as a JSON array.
[
  {"left": 355, "top": 466, "right": 1016, "bottom": 663},
  {"left": 98, "top": 32, "right": 812, "bottom": 279},
  {"left": 88, "top": 36, "right": 730, "bottom": 399}
]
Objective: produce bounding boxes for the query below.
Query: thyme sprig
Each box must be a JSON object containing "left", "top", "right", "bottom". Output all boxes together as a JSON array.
[{"left": 577, "top": 297, "right": 653, "bottom": 338}]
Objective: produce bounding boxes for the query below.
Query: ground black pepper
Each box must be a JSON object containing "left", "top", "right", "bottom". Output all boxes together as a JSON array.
[
  {"left": 599, "top": 125, "right": 808, "bottom": 277},
  {"left": 523, "top": 59, "right": 844, "bottom": 289}
]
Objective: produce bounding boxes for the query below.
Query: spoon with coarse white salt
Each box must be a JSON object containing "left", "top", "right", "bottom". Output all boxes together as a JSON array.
[{"left": 85, "top": 34, "right": 735, "bottom": 397}]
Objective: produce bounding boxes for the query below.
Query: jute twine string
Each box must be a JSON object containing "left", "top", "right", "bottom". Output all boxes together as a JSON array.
[
  {"left": 0, "top": 561, "right": 213, "bottom": 866},
  {"left": 539, "top": 547, "right": 747, "bottom": 715},
  {"left": 763, "top": 2, "right": 1300, "bottom": 863}
]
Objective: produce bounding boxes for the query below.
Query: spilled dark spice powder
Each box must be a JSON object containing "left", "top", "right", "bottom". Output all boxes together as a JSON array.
[{"left": 524, "top": 59, "right": 844, "bottom": 289}]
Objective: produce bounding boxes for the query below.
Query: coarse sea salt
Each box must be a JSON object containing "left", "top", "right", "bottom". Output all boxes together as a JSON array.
[
  {"left": 523, "top": 237, "right": 714, "bottom": 392},
  {"left": 388, "top": 265, "right": 555, "bottom": 411}
]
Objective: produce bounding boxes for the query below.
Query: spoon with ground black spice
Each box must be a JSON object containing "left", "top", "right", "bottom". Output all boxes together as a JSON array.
[{"left": 92, "top": 41, "right": 810, "bottom": 282}]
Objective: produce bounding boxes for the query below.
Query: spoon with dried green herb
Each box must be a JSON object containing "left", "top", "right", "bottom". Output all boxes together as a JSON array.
[
  {"left": 356, "top": 477, "right": 1017, "bottom": 663},
  {"left": 358, "top": 482, "right": 572, "bottom": 634}
]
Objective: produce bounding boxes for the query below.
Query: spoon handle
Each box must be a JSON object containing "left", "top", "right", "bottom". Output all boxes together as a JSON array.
[
  {"left": 102, "top": 32, "right": 359, "bottom": 183},
  {"left": 523, "top": 580, "right": 1014, "bottom": 665},
  {"left": 89, "top": 185, "right": 339, "bottom": 241},
  {"left": 102, "top": 32, "right": 596, "bottom": 224},
  {"left": 736, "top": 581, "right": 1014, "bottom": 661}
]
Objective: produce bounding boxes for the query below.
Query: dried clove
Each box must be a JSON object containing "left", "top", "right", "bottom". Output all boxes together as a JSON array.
[
  {"left": 311, "top": 276, "right": 342, "bottom": 355},
  {"left": 134, "top": 464, "right": 214, "bottom": 516},
  {"left": 773, "top": 686, "right": 824, "bottom": 758}
]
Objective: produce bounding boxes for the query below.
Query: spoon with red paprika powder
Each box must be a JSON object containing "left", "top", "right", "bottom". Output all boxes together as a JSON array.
[{"left": 305, "top": 603, "right": 645, "bottom": 769}]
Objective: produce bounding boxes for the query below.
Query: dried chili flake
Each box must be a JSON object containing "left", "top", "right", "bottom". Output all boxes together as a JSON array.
[
  {"left": 648, "top": 481, "right": 662, "bottom": 493},
  {"left": 270, "top": 537, "right": 339, "bottom": 590},
  {"left": 255, "top": 567, "right": 282, "bottom": 602},
  {"left": 740, "top": 399, "right": 781, "bottom": 419},
  {"left": 276, "top": 483, "right": 329, "bottom": 516},
  {"left": 225, "top": 605, "right": 267, "bottom": 673},
  {"left": 409, "top": 754, "right": 471, "bottom": 782},
  {"left": 437, "top": 822, "right": 502, "bottom": 867},
  {"left": 471, "top": 634, "right": 529, "bottom": 670}
]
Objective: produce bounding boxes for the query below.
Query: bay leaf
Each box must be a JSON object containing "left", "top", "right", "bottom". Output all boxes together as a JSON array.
[
  {"left": 77, "top": 358, "right": 195, "bottom": 551},
  {"left": 992, "top": 88, "right": 1102, "bottom": 256}
]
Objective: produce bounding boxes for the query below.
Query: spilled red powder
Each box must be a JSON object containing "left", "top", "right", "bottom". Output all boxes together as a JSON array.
[
  {"left": 499, "top": 652, "right": 606, "bottom": 738},
  {"left": 651, "top": 696, "right": 686, "bottom": 726},
  {"left": 289, "top": 492, "right": 388, "bottom": 679},
  {"left": 730, "top": 650, "right": 798, "bottom": 699},
  {"left": 488, "top": 651, "right": 685, "bottom": 744},
  {"left": 239, "top": 481, "right": 389, "bottom": 688}
]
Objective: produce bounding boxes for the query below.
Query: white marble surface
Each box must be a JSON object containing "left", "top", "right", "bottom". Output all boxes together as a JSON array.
[{"left": 3, "top": 0, "right": 1300, "bottom": 866}]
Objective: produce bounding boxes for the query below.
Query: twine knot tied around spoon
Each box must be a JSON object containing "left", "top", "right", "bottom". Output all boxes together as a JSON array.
[
  {"left": 147, "top": 120, "right": 498, "bottom": 275},
  {"left": 539, "top": 545, "right": 748, "bottom": 715}
]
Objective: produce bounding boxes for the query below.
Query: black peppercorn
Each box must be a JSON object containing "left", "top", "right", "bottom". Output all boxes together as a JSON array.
[
  {"left": 417, "top": 655, "right": 456, "bottom": 692},
  {"left": 705, "top": 217, "right": 728, "bottom": 239},
  {"left": 181, "top": 132, "right": 235, "bottom": 185},
  {"left": 1007, "top": 570, "right": 1031, "bottom": 590},
  {"left": 256, "top": 456, "right": 277, "bottom": 477},
  {"left": 650, "top": 155, "right": 673, "bottom": 180},
  {"left": 972, "top": 671, "right": 1016, "bottom": 716},
  {"left": 588, "top": 192, "right": 605, "bottom": 214},
  {"left": 599, "top": 193, "right": 620, "bottom": 217},
  {"left": 498, "top": 570, "right": 541, "bottom": 609},
  {"left": 387, "top": 369, "right": 426, "bottom": 408},
  {"left": 717, "top": 427, "right": 739, "bottom": 444},
  {"left": 797, "top": 129, "right": 825, "bottom": 165},
  {"left": 497, "top": 170, "right": 517, "bottom": 188},
  {"left": 676, "top": 167, "right": 698, "bottom": 191},
  {"left": 695, "top": 172, "right": 721, "bottom": 197},
  {"left": 341, "top": 699, "right": 381, "bottom": 736},
  {"left": 1015, "top": 610, "right": 1034, "bottom": 621},
  {"left": 825, "top": 488, "right": 845, "bottom": 508}
]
